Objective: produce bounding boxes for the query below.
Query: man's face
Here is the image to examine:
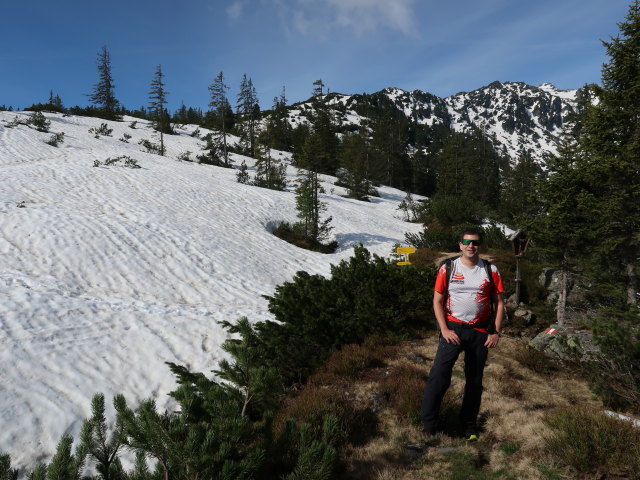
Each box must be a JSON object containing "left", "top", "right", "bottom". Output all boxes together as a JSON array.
[{"left": 459, "top": 234, "right": 482, "bottom": 259}]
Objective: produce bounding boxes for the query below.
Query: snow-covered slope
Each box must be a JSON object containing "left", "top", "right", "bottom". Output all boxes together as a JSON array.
[{"left": 0, "top": 111, "right": 422, "bottom": 469}]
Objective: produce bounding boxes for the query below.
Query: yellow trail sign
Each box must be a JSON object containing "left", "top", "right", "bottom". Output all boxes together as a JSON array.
[{"left": 396, "top": 246, "right": 416, "bottom": 265}]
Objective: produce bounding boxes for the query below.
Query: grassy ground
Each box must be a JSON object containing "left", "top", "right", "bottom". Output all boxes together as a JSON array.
[{"left": 284, "top": 330, "right": 640, "bottom": 480}]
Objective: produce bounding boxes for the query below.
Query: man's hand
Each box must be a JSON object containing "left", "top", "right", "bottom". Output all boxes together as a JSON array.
[
  {"left": 441, "top": 328, "right": 461, "bottom": 345},
  {"left": 484, "top": 333, "right": 500, "bottom": 348}
]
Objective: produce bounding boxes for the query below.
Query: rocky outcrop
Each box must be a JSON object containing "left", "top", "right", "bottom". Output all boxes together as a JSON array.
[{"left": 529, "top": 324, "right": 600, "bottom": 362}]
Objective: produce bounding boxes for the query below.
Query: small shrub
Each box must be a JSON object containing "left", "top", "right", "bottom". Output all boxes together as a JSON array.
[
  {"left": 88, "top": 123, "right": 113, "bottom": 138},
  {"left": 275, "top": 385, "right": 355, "bottom": 442},
  {"left": 94, "top": 155, "right": 141, "bottom": 169},
  {"left": 177, "top": 151, "right": 192, "bottom": 162},
  {"left": 119, "top": 133, "right": 132, "bottom": 143},
  {"left": 27, "top": 111, "right": 50, "bottom": 132},
  {"left": 129, "top": 121, "right": 137, "bottom": 129},
  {"left": 46, "top": 132, "right": 65, "bottom": 147},
  {"left": 191, "top": 127, "right": 201, "bottom": 138},
  {"left": 258, "top": 246, "right": 436, "bottom": 385},
  {"left": 317, "top": 344, "right": 380, "bottom": 380},
  {"left": 4, "top": 116, "right": 27, "bottom": 128},
  {"left": 588, "top": 308, "right": 640, "bottom": 412},
  {"left": 272, "top": 221, "right": 338, "bottom": 254},
  {"left": 138, "top": 138, "right": 161, "bottom": 154},
  {"left": 544, "top": 407, "right": 640, "bottom": 476}
]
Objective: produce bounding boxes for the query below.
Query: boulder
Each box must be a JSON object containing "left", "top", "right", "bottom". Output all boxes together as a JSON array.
[
  {"left": 513, "top": 308, "right": 536, "bottom": 326},
  {"left": 529, "top": 324, "right": 600, "bottom": 362}
]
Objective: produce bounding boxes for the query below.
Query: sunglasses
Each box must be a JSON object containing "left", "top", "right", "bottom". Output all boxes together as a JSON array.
[{"left": 461, "top": 239, "right": 482, "bottom": 246}]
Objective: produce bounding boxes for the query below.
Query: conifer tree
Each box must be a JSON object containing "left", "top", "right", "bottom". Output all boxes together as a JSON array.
[
  {"left": 208, "top": 72, "right": 232, "bottom": 167},
  {"left": 307, "top": 80, "right": 340, "bottom": 175},
  {"left": 262, "top": 87, "right": 293, "bottom": 151},
  {"left": 236, "top": 74, "right": 259, "bottom": 157},
  {"left": 89, "top": 46, "right": 120, "bottom": 121},
  {"left": 294, "top": 133, "right": 333, "bottom": 243},
  {"left": 253, "top": 135, "right": 287, "bottom": 191},
  {"left": 80, "top": 393, "right": 124, "bottom": 480},
  {"left": 236, "top": 160, "right": 250, "bottom": 184},
  {"left": 148, "top": 64, "right": 169, "bottom": 156},
  {"left": 215, "top": 317, "right": 282, "bottom": 417},
  {"left": 0, "top": 453, "right": 18, "bottom": 480},
  {"left": 45, "top": 434, "right": 87, "bottom": 480},
  {"left": 528, "top": 138, "right": 594, "bottom": 324},
  {"left": 499, "top": 152, "right": 544, "bottom": 225},
  {"left": 576, "top": 0, "right": 640, "bottom": 305},
  {"left": 338, "top": 133, "right": 373, "bottom": 201}
]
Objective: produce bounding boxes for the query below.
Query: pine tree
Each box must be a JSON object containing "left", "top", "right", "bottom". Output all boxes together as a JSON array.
[
  {"left": 148, "top": 64, "right": 169, "bottom": 156},
  {"left": 576, "top": 1, "right": 640, "bottom": 305},
  {"left": 0, "top": 453, "right": 18, "bottom": 480},
  {"left": 215, "top": 317, "right": 282, "bottom": 417},
  {"left": 338, "top": 133, "right": 373, "bottom": 201},
  {"left": 236, "top": 74, "right": 259, "bottom": 157},
  {"left": 208, "top": 72, "right": 231, "bottom": 167},
  {"left": 294, "top": 133, "right": 333, "bottom": 243},
  {"left": 527, "top": 137, "right": 596, "bottom": 324},
  {"left": 89, "top": 46, "right": 120, "bottom": 121},
  {"left": 45, "top": 434, "right": 87, "bottom": 480},
  {"left": 262, "top": 87, "right": 293, "bottom": 152},
  {"left": 253, "top": 135, "right": 287, "bottom": 191},
  {"left": 80, "top": 393, "right": 124, "bottom": 480},
  {"left": 307, "top": 80, "right": 340, "bottom": 175},
  {"left": 236, "top": 160, "right": 250, "bottom": 184},
  {"left": 499, "top": 152, "right": 544, "bottom": 225}
]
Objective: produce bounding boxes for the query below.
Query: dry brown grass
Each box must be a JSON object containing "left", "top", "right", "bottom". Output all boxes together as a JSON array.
[{"left": 276, "top": 329, "right": 632, "bottom": 479}]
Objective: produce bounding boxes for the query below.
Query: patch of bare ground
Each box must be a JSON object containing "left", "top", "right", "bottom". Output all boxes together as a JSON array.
[{"left": 330, "top": 332, "right": 610, "bottom": 480}]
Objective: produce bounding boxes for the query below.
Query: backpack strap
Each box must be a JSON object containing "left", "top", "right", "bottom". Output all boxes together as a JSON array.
[
  {"left": 439, "top": 256, "right": 460, "bottom": 314},
  {"left": 483, "top": 259, "right": 497, "bottom": 334}
]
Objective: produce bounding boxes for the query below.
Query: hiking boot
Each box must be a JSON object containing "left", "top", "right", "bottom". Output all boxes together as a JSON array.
[{"left": 463, "top": 425, "right": 478, "bottom": 441}]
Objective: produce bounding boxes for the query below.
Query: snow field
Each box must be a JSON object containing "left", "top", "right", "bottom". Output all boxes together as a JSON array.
[{"left": 0, "top": 111, "right": 422, "bottom": 470}]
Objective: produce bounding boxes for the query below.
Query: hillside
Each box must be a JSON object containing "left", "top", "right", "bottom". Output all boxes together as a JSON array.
[
  {"left": 287, "top": 81, "right": 578, "bottom": 163},
  {"left": 0, "top": 110, "right": 423, "bottom": 469}
]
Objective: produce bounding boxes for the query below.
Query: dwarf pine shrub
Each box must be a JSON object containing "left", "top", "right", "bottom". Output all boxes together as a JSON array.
[
  {"left": 88, "top": 123, "right": 113, "bottom": 138},
  {"left": 258, "top": 246, "right": 435, "bottom": 384},
  {"left": 27, "top": 111, "right": 50, "bottom": 132},
  {"left": 46, "top": 132, "right": 65, "bottom": 147}
]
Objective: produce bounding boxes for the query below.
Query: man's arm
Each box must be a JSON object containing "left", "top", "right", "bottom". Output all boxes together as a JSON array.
[
  {"left": 485, "top": 290, "right": 504, "bottom": 348},
  {"left": 434, "top": 290, "right": 460, "bottom": 345}
]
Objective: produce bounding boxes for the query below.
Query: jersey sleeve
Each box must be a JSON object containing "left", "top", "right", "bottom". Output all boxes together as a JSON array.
[
  {"left": 434, "top": 263, "right": 448, "bottom": 293},
  {"left": 491, "top": 265, "right": 505, "bottom": 293}
]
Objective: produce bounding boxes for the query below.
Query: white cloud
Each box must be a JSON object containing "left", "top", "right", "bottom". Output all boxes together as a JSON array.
[
  {"left": 268, "top": 0, "right": 419, "bottom": 39},
  {"left": 226, "top": 1, "right": 245, "bottom": 20},
  {"left": 328, "top": 0, "right": 418, "bottom": 37}
]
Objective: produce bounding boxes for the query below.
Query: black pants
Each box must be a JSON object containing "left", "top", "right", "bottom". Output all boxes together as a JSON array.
[{"left": 421, "top": 325, "right": 489, "bottom": 432}]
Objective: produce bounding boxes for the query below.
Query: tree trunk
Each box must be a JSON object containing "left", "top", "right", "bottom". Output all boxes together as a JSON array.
[
  {"left": 626, "top": 259, "right": 638, "bottom": 306},
  {"left": 556, "top": 259, "right": 567, "bottom": 326}
]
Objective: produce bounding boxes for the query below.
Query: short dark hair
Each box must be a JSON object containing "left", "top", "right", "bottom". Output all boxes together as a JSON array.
[{"left": 459, "top": 227, "right": 484, "bottom": 244}]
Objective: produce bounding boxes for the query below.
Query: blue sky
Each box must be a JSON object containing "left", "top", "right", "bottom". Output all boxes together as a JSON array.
[{"left": 0, "top": 0, "right": 631, "bottom": 112}]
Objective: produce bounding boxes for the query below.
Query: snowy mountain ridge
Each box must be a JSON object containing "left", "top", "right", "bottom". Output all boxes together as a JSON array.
[{"left": 289, "top": 81, "right": 579, "bottom": 162}]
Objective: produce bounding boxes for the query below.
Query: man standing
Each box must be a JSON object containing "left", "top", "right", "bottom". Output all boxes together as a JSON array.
[{"left": 421, "top": 228, "right": 504, "bottom": 440}]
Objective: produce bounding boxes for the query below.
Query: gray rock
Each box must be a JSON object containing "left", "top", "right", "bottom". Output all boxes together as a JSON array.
[
  {"left": 513, "top": 308, "right": 535, "bottom": 326},
  {"left": 529, "top": 324, "right": 600, "bottom": 362}
]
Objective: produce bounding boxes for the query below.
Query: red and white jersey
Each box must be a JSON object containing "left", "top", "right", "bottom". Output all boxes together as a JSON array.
[{"left": 434, "top": 258, "right": 505, "bottom": 328}]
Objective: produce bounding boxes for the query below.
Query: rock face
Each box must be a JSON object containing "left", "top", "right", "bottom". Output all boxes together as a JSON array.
[{"left": 529, "top": 324, "right": 601, "bottom": 362}]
